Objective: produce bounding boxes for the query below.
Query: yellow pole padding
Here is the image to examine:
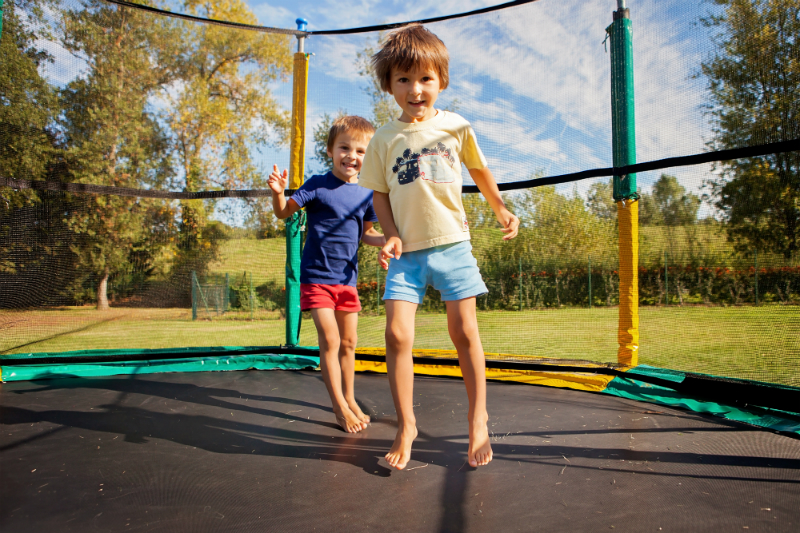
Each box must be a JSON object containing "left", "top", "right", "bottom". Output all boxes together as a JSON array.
[
  {"left": 617, "top": 199, "right": 639, "bottom": 367},
  {"left": 289, "top": 52, "right": 309, "bottom": 189}
]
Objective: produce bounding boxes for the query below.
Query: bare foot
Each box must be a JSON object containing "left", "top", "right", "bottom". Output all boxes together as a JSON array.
[
  {"left": 347, "top": 400, "right": 371, "bottom": 425},
  {"left": 333, "top": 406, "right": 367, "bottom": 434},
  {"left": 468, "top": 416, "right": 492, "bottom": 467},
  {"left": 385, "top": 424, "right": 417, "bottom": 470}
]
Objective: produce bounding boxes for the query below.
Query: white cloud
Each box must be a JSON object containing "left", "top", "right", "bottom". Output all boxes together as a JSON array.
[{"left": 251, "top": 2, "right": 296, "bottom": 28}]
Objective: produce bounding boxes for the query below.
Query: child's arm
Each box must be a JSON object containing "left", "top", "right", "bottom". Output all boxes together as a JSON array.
[
  {"left": 468, "top": 167, "right": 520, "bottom": 240},
  {"left": 361, "top": 222, "right": 386, "bottom": 248},
  {"left": 372, "top": 191, "right": 401, "bottom": 269},
  {"left": 268, "top": 164, "right": 301, "bottom": 220}
]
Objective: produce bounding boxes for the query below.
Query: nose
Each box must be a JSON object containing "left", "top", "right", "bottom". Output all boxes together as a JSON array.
[{"left": 411, "top": 80, "right": 423, "bottom": 94}]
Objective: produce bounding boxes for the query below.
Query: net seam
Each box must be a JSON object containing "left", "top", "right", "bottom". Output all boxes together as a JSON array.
[{"left": 3, "top": 139, "right": 797, "bottom": 199}]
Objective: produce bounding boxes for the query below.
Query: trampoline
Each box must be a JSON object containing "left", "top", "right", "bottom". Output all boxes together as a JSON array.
[
  {"left": 2, "top": 369, "right": 799, "bottom": 532},
  {"left": 2, "top": 0, "right": 800, "bottom": 530}
]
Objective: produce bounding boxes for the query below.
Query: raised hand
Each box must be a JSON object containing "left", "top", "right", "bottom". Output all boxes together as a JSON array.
[{"left": 268, "top": 164, "right": 289, "bottom": 195}]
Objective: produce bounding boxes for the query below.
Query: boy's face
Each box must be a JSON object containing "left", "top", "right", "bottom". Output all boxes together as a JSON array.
[
  {"left": 327, "top": 131, "right": 371, "bottom": 183},
  {"left": 388, "top": 67, "right": 442, "bottom": 123}
]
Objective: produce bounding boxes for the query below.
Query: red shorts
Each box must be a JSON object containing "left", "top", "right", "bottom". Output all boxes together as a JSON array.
[{"left": 300, "top": 284, "right": 361, "bottom": 312}]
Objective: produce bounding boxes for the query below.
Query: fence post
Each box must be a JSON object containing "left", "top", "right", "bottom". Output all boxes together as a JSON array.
[
  {"left": 518, "top": 256, "right": 523, "bottom": 311},
  {"left": 664, "top": 251, "right": 668, "bottom": 306},
  {"left": 191, "top": 270, "right": 198, "bottom": 321},
  {"left": 249, "top": 272, "right": 255, "bottom": 320},
  {"left": 754, "top": 249, "right": 759, "bottom": 306},
  {"left": 375, "top": 260, "right": 379, "bottom": 314},
  {"left": 224, "top": 273, "right": 229, "bottom": 313}
]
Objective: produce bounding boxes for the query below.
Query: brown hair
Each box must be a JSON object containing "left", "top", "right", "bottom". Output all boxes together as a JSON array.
[
  {"left": 326, "top": 115, "right": 375, "bottom": 153},
  {"left": 370, "top": 24, "right": 449, "bottom": 93}
]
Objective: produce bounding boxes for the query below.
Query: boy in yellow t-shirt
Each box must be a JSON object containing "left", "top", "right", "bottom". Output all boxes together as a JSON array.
[{"left": 359, "top": 24, "right": 520, "bottom": 470}]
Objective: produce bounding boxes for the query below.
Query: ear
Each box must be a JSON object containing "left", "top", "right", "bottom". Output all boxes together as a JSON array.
[{"left": 326, "top": 148, "right": 333, "bottom": 158}]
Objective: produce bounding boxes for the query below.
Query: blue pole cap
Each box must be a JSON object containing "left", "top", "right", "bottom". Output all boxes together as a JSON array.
[{"left": 296, "top": 18, "right": 308, "bottom": 31}]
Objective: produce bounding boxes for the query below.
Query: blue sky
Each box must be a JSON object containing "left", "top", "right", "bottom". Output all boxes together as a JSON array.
[
  {"left": 245, "top": 0, "right": 722, "bottom": 207},
  {"left": 37, "top": 0, "right": 724, "bottom": 220}
]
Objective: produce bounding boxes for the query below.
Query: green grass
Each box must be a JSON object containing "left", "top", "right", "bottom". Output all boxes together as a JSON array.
[
  {"left": 3, "top": 305, "right": 798, "bottom": 387},
  {"left": 206, "top": 237, "right": 286, "bottom": 286}
]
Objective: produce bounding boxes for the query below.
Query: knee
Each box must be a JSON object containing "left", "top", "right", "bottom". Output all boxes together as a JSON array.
[
  {"left": 339, "top": 334, "right": 357, "bottom": 353},
  {"left": 318, "top": 331, "right": 340, "bottom": 352},
  {"left": 449, "top": 323, "right": 479, "bottom": 349},
  {"left": 385, "top": 326, "right": 409, "bottom": 351}
]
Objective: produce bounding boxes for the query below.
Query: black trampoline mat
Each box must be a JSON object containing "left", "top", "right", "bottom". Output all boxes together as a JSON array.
[{"left": 1, "top": 369, "right": 799, "bottom": 532}]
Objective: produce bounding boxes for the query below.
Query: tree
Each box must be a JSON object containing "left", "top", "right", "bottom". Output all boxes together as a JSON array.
[
  {"left": 59, "top": 0, "right": 178, "bottom": 309},
  {"left": 0, "top": 0, "right": 59, "bottom": 186},
  {"left": 702, "top": 0, "right": 800, "bottom": 258},
  {"left": 0, "top": 0, "right": 64, "bottom": 279},
  {"left": 514, "top": 185, "right": 617, "bottom": 268},
  {"left": 585, "top": 180, "right": 617, "bottom": 220},
  {"left": 356, "top": 33, "right": 398, "bottom": 130},
  {"left": 162, "top": 0, "right": 292, "bottom": 271},
  {"left": 652, "top": 174, "right": 700, "bottom": 226},
  {"left": 311, "top": 109, "right": 347, "bottom": 173}
]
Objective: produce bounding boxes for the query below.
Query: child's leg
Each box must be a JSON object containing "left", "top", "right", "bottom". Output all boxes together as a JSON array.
[
  {"left": 334, "top": 310, "right": 369, "bottom": 424},
  {"left": 310, "top": 308, "right": 367, "bottom": 433},
  {"left": 384, "top": 299, "right": 419, "bottom": 470},
  {"left": 445, "top": 297, "right": 492, "bottom": 467}
]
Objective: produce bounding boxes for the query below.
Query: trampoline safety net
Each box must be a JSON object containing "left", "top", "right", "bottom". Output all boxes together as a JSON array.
[{"left": 0, "top": 0, "right": 798, "bottom": 389}]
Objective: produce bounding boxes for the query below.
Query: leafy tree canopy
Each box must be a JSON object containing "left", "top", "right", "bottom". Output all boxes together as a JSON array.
[{"left": 702, "top": 0, "right": 800, "bottom": 258}]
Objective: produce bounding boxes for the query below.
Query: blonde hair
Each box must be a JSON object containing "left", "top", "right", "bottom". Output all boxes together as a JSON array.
[
  {"left": 327, "top": 115, "right": 375, "bottom": 152},
  {"left": 370, "top": 24, "right": 449, "bottom": 93}
]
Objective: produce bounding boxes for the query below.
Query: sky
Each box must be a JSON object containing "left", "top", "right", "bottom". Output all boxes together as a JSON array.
[
  {"left": 37, "top": 0, "right": 725, "bottom": 221},
  {"left": 243, "top": 0, "right": 722, "bottom": 207}
]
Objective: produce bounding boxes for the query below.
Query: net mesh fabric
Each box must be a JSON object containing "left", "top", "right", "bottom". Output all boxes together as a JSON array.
[{"left": 1, "top": 0, "right": 798, "bottom": 387}]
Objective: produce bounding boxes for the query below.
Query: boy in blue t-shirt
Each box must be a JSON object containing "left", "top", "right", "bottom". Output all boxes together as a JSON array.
[{"left": 269, "top": 116, "right": 385, "bottom": 433}]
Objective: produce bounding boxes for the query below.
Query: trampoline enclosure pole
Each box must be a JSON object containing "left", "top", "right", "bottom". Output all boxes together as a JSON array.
[
  {"left": 608, "top": 2, "right": 639, "bottom": 367},
  {"left": 0, "top": 0, "right": 4, "bottom": 39},
  {"left": 285, "top": 18, "right": 309, "bottom": 346}
]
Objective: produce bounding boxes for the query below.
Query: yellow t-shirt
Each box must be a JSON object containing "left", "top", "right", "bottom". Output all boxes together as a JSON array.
[{"left": 359, "top": 111, "right": 488, "bottom": 253}]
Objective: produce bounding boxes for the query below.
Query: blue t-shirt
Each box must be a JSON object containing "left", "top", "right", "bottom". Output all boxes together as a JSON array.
[{"left": 291, "top": 172, "right": 378, "bottom": 287}]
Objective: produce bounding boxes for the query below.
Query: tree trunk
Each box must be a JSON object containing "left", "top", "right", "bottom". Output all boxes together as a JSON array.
[{"left": 97, "top": 270, "right": 110, "bottom": 311}]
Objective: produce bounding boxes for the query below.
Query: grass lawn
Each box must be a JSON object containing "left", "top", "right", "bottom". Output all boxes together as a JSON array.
[
  {"left": 206, "top": 237, "right": 286, "bottom": 286},
  {"left": 2, "top": 305, "right": 797, "bottom": 387}
]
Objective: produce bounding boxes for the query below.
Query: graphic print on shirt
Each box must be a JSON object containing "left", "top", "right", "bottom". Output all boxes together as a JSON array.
[{"left": 392, "top": 142, "right": 457, "bottom": 185}]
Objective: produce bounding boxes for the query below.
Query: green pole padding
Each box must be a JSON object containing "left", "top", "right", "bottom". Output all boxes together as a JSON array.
[
  {"left": 191, "top": 270, "right": 198, "bottom": 320},
  {"left": 0, "top": 0, "right": 4, "bottom": 39},
  {"left": 285, "top": 211, "right": 304, "bottom": 345},
  {"left": 608, "top": 8, "right": 637, "bottom": 201}
]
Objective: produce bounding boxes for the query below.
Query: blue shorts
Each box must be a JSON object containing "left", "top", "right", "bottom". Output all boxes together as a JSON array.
[{"left": 383, "top": 240, "right": 488, "bottom": 304}]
